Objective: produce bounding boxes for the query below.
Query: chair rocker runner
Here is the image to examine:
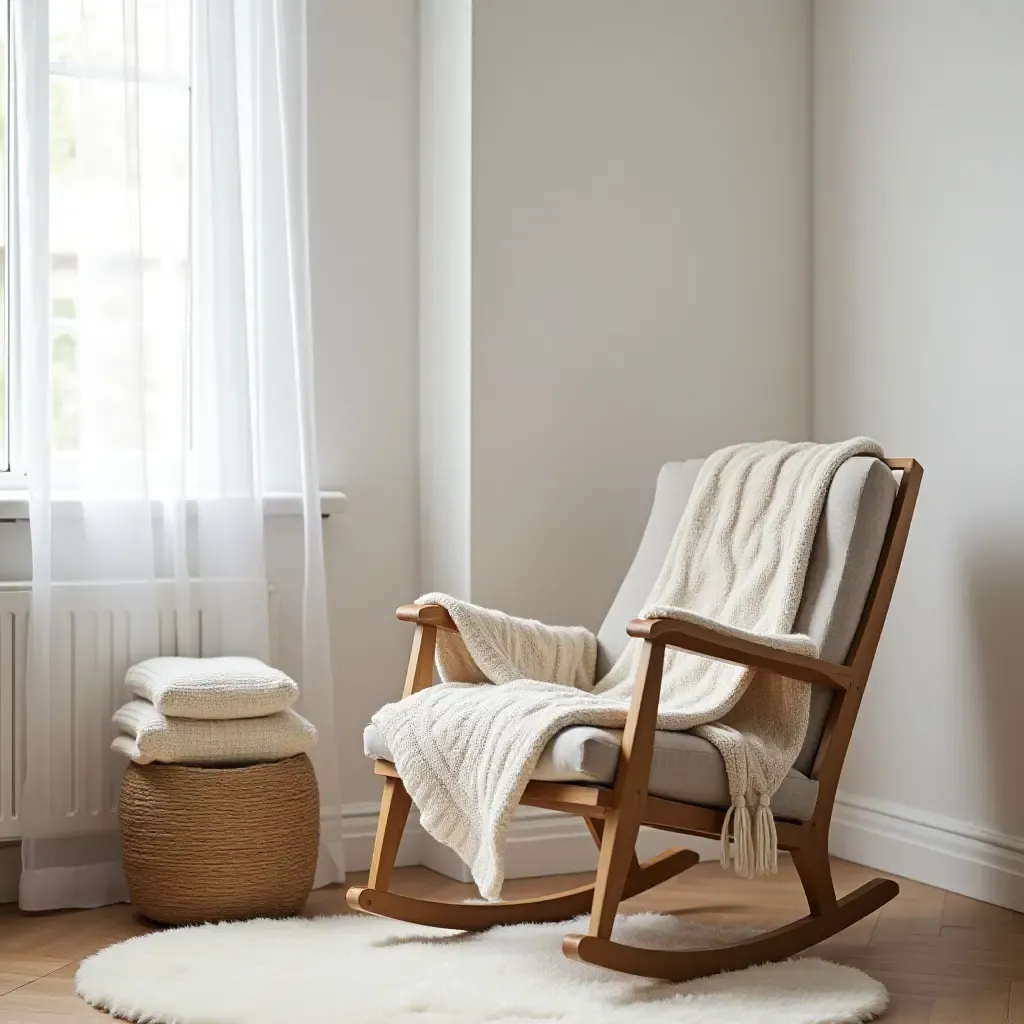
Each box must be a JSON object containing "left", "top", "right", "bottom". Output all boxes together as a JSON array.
[{"left": 347, "top": 456, "right": 922, "bottom": 982}]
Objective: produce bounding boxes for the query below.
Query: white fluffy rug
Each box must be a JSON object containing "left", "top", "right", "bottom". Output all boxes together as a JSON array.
[{"left": 76, "top": 911, "right": 887, "bottom": 1024}]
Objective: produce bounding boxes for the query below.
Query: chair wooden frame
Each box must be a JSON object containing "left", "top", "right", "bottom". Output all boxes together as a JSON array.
[{"left": 347, "top": 458, "right": 923, "bottom": 982}]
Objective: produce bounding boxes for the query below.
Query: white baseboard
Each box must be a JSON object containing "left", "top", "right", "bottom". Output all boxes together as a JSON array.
[{"left": 831, "top": 792, "right": 1024, "bottom": 913}]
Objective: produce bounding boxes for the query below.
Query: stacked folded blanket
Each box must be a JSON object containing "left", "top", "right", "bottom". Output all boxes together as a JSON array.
[{"left": 111, "top": 656, "right": 317, "bottom": 766}]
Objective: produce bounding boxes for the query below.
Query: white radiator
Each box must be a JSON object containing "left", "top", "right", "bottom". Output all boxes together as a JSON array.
[
  {"left": 0, "top": 589, "right": 29, "bottom": 843},
  {"left": 0, "top": 580, "right": 276, "bottom": 842}
]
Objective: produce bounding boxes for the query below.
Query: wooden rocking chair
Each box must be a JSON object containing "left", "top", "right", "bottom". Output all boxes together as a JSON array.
[{"left": 347, "top": 455, "right": 922, "bottom": 982}]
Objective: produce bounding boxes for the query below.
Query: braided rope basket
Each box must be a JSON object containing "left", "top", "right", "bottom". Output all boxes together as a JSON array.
[{"left": 119, "top": 753, "right": 319, "bottom": 925}]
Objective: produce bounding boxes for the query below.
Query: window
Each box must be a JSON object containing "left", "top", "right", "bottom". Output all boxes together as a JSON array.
[{"left": 1, "top": 0, "right": 190, "bottom": 478}]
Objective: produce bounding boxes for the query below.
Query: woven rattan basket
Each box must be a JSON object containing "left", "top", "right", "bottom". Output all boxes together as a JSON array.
[{"left": 119, "top": 753, "right": 319, "bottom": 925}]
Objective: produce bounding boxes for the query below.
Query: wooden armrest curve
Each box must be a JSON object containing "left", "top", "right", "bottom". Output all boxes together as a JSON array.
[
  {"left": 627, "top": 617, "right": 851, "bottom": 690},
  {"left": 396, "top": 603, "right": 458, "bottom": 631}
]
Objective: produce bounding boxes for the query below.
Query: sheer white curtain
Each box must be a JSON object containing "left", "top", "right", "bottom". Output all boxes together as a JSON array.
[{"left": 12, "top": 0, "right": 342, "bottom": 910}]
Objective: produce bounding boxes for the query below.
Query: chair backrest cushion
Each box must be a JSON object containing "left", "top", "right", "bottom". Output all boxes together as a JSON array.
[{"left": 595, "top": 455, "right": 897, "bottom": 775}]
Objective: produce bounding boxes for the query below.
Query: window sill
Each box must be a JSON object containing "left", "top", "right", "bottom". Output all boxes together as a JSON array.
[{"left": 0, "top": 491, "right": 349, "bottom": 522}]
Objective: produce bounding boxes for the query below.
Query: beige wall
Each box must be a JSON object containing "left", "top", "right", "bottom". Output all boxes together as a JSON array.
[
  {"left": 308, "top": 0, "right": 421, "bottom": 805},
  {"left": 460, "top": 0, "right": 813, "bottom": 629},
  {"left": 814, "top": 0, "right": 1024, "bottom": 905},
  {"left": 419, "top": 0, "right": 473, "bottom": 601}
]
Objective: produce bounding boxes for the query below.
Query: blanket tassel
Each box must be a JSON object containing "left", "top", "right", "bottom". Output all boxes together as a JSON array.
[
  {"left": 720, "top": 795, "right": 754, "bottom": 878},
  {"left": 754, "top": 793, "right": 779, "bottom": 875}
]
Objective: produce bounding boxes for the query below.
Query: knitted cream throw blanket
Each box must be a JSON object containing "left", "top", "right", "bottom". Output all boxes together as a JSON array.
[{"left": 373, "top": 439, "right": 882, "bottom": 899}]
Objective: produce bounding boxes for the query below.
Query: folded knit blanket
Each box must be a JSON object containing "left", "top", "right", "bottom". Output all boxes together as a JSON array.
[
  {"left": 112, "top": 699, "right": 316, "bottom": 765},
  {"left": 372, "top": 438, "right": 882, "bottom": 900},
  {"left": 125, "top": 656, "right": 298, "bottom": 720}
]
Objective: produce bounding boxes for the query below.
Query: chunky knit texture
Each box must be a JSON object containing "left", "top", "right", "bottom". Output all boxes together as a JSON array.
[
  {"left": 427, "top": 601, "right": 597, "bottom": 690},
  {"left": 112, "top": 700, "right": 317, "bottom": 765},
  {"left": 372, "top": 439, "right": 882, "bottom": 899},
  {"left": 125, "top": 657, "right": 299, "bottom": 720}
]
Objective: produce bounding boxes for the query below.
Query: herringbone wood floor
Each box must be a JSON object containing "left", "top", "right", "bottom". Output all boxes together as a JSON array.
[{"left": 0, "top": 856, "right": 1021, "bottom": 1022}]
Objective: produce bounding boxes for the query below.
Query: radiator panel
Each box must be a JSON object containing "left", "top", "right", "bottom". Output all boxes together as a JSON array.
[
  {"left": 0, "top": 582, "right": 273, "bottom": 841},
  {"left": 0, "top": 596, "right": 29, "bottom": 840}
]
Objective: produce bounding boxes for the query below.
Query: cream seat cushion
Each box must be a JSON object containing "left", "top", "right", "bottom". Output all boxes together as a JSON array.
[{"left": 364, "top": 721, "right": 818, "bottom": 822}]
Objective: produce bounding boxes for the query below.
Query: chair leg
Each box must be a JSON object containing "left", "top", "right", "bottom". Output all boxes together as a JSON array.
[
  {"left": 791, "top": 838, "right": 838, "bottom": 917},
  {"left": 586, "top": 804, "right": 645, "bottom": 939},
  {"left": 584, "top": 816, "right": 641, "bottom": 875},
  {"left": 585, "top": 641, "right": 664, "bottom": 940},
  {"left": 367, "top": 776, "right": 412, "bottom": 891}
]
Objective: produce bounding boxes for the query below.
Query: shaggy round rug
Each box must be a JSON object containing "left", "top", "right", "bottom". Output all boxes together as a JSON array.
[{"left": 76, "top": 911, "right": 887, "bottom": 1023}]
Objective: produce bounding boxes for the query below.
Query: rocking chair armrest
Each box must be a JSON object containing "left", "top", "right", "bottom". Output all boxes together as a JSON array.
[
  {"left": 396, "top": 603, "right": 458, "bottom": 632},
  {"left": 626, "top": 617, "right": 852, "bottom": 691}
]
